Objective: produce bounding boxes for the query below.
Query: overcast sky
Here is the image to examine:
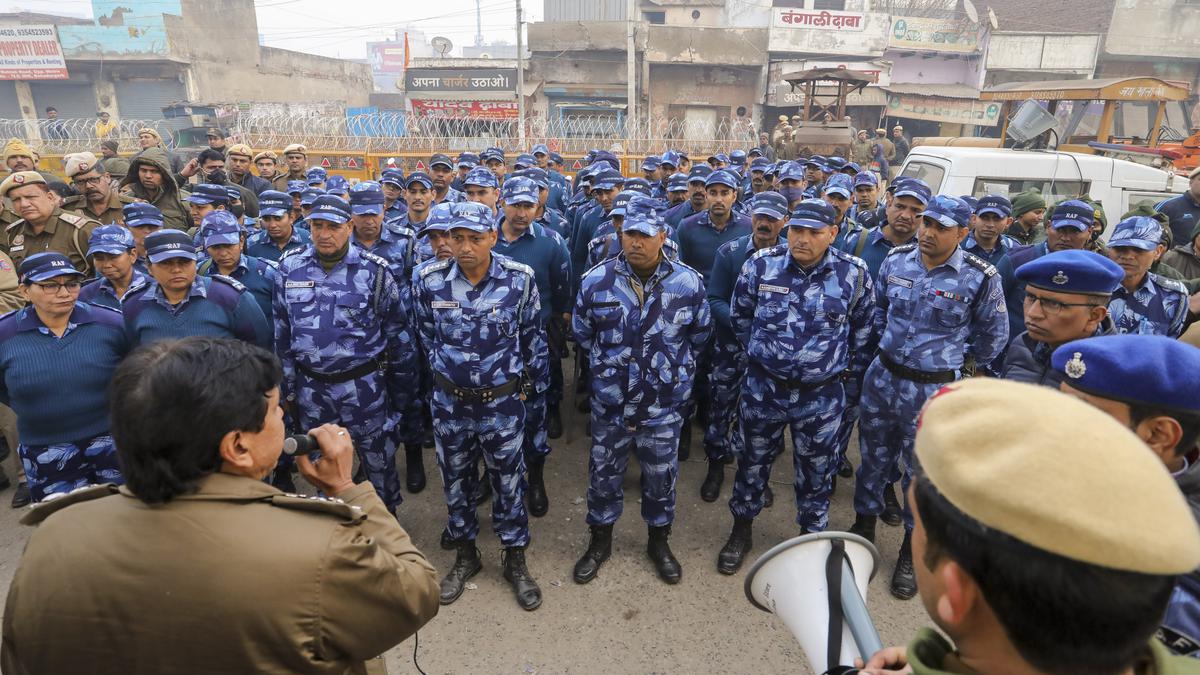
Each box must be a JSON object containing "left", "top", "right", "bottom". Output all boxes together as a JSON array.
[{"left": 0, "top": 0, "right": 543, "bottom": 59}]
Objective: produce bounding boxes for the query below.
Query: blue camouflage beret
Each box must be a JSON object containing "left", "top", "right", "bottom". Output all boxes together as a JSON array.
[
  {"left": 1015, "top": 249, "right": 1124, "bottom": 295},
  {"left": 1053, "top": 335, "right": 1200, "bottom": 414}
]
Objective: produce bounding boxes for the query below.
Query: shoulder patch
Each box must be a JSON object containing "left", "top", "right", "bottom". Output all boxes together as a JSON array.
[
  {"left": 829, "top": 246, "right": 869, "bottom": 271},
  {"left": 211, "top": 274, "right": 247, "bottom": 293},
  {"left": 118, "top": 193, "right": 138, "bottom": 204},
  {"left": 587, "top": 234, "right": 611, "bottom": 249},
  {"left": 962, "top": 251, "right": 998, "bottom": 277},
  {"left": 358, "top": 250, "right": 389, "bottom": 268},
  {"left": 21, "top": 484, "right": 120, "bottom": 526},
  {"left": 748, "top": 243, "right": 787, "bottom": 262},
  {"left": 418, "top": 257, "right": 452, "bottom": 278},
  {"left": 1152, "top": 272, "right": 1189, "bottom": 295},
  {"left": 268, "top": 493, "right": 367, "bottom": 523},
  {"left": 889, "top": 243, "right": 917, "bottom": 256},
  {"left": 58, "top": 212, "right": 97, "bottom": 228},
  {"left": 499, "top": 258, "right": 535, "bottom": 278}
]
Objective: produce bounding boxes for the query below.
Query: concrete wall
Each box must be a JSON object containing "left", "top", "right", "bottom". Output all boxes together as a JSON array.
[
  {"left": 185, "top": 47, "right": 371, "bottom": 106},
  {"left": 647, "top": 63, "right": 762, "bottom": 117},
  {"left": 527, "top": 21, "right": 634, "bottom": 52},
  {"left": 645, "top": 25, "right": 767, "bottom": 65},
  {"left": 889, "top": 52, "right": 984, "bottom": 88},
  {"left": 986, "top": 33, "right": 1099, "bottom": 75},
  {"left": 1105, "top": 0, "right": 1200, "bottom": 59}
]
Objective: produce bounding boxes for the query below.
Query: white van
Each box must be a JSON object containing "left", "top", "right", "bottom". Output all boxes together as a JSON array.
[{"left": 897, "top": 147, "right": 1185, "bottom": 235}]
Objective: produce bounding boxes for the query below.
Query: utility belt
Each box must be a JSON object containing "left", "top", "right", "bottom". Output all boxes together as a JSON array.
[
  {"left": 434, "top": 371, "right": 522, "bottom": 403},
  {"left": 755, "top": 363, "right": 844, "bottom": 392},
  {"left": 297, "top": 354, "right": 387, "bottom": 384},
  {"left": 879, "top": 354, "right": 957, "bottom": 385}
]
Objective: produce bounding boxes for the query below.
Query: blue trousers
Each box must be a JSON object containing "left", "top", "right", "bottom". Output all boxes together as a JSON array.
[
  {"left": 703, "top": 337, "right": 745, "bottom": 463},
  {"left": 523, "top": 389, "right": 551, "bottom": 464},
  {"left": 432, "top": 390, "right": 530, "bottom": 547},
  {"left": 20, "top": 433, "right": 124, "bottom": 502},
  {"left": 834, "top": 375, "right": 902, "bottom": 483},
  {"left": 731, "top": 376, "right": 844, "bottom": 530},
  {"left": 586, "top": 407, "right": 681, "bottom": 528},
  {"left": 297, "top": 370, "right": 403, "bottom": 510}
]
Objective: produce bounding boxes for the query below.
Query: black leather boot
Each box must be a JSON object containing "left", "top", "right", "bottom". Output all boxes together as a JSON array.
[
  {"left": 891, "top": 530, "right": 917, "bottom": 600},
  {"left": 546, "top": 404, "right": 563, "bottom": 440},
  {"left": 716, "top": 518, "right": 753, "bottom": 575},
  {"left": 848, "top": 513, "right": 877, "bottom": 544},
  {"left": 573, "top": 524, "right": 613, "bottom": 584},
  {"left": 527, "top": 459, "right": 548, "bottom": 518},
  {"left": 763, "top": 483, "right": 774, "bottom": 508},
  {"left": 439, "top": 528, "right": 454, "bottom": 550},
  {"left": 647, "top": 525, "right": 682, "bottom": 584},
  {"left": 838, "top": 456, "right": 854, "bottom": 478},
  {"left": 10, "top": 482, "right": 30, "bottom": 508},
  {"left": 700, "top": 459, "right": 724, "bottom": 502},
  {"left": 404, "top": 444, "right": 426, "bottom": 493},
  {"left": 439, "top": 540, "right": 482, "bottom": 605},
  {"left": 678, "top": 419, "right": 692, "bottom": 462},
  {"left": 881, "top": 482, "right": 903, "bottom": 526},
  {"left": 502, "top": 546, "right": 542, "bottom": 611}
]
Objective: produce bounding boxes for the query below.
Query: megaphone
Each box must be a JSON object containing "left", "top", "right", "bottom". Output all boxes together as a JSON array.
[{"left": 744, "top": 532, "right": 883, "bottom": 675}]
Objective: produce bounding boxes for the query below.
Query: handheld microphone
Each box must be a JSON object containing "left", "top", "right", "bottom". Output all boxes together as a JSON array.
[{"left": 282, "top": 434, "right": 319, "bottom": 456}]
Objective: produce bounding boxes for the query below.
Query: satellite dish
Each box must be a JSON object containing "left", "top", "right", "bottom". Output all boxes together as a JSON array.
[
  {"left": 431, "top": 36, "right": 453, "bottom": 57},
  {"left": 963, "top": 0, "right": 979, "bottom": 23},
  {"left": 987, "top": 6, "right": 999, "bottom": 30}
]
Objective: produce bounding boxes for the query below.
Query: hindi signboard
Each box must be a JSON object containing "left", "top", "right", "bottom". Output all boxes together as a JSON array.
[
  {"left": 768, "top": 8, "right": 891, "bottom": 56},
  {"left": 410, "top": 100, "right": 518, "bottom": 120},
  {"left": 0, "top": 25, "right": 67, "bottom": 80},
  {"left": 887, "top": 93, "right": 1001, "bottom": 127},
  {"left": 889, "top": 17, "right": 981, "bottom": 53},
  {"left": 405, "top": 68, "right": 517, "bottom": 93}
]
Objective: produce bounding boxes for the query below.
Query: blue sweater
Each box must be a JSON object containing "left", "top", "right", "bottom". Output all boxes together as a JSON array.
[
  {"left": 0, "top": 303, "right": 130, "bottom": 445},
  {"left": 123, "top": 275, "right": 271, "bottom": 348},
  {"left": 674, "top": 210, "right": 752, "bottom": 283}
]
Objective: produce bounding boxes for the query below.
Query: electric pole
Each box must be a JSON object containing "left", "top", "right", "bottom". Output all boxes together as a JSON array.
[
  {"left": 516, "top": 0, "right": 526, "bottom": 146},
  {"left": 626, "top": 0, "right": 637, "bottom": 137}
]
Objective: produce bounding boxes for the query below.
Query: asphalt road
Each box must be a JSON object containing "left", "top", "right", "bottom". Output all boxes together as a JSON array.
[{"left": 0, "top": 390, "right": 930, "bottom": 674}]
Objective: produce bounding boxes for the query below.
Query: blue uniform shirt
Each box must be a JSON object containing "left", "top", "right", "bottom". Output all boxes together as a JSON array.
[
  {"left": 78, "top": 268, "right": 150, "bottom": 310},
  {"left": 873, "top": 244, "right": 1009, "bottom": 371},
  {"left": 123, "top": 275, "right": 271, "bottom": 348},
  {"left": 835, "top": 227, "right": 914, "bottom": 281},
  {"left": 573, "top": 253, "right": 713, "bottom": 426},
  {"left": 245, "top": 226, "right": 311, "bottom": 262},
  {"left": 493, "top": 221, "right": 572, "bottom": 323},
  {"left": 1109, "top": 272, "right": 1189, "bottom": 338},
  {"left": 663, "top": 200, "right": 701, "bottom": 230},
  {"left": 537, "top": 207, "right": 570, "bottom": 239},
  {"left": 200, "top": 254, "right": 277, "bottom": 324},
  {"left": 352, "top": 222, "right": 416, "bottom": 294},
  {"left": 674, "top": 210, "right": 752, "bottom": 283},
  {"left": 707, "top": 234, "right": 783, "bottom": 343}
]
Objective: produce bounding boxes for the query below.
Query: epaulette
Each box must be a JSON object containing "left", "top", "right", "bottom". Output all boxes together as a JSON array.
[
  {"left": 587, "top": 233, "right": 611, "bottom": 250},
  {"left": 829, "top": 246, "right": 869, "bottom": 271},
  {"left": 888, "top": 243, "right": 917, "bottom": 255},
  {"left": 385, "top": 221, "right": 416, "bottom": 240},
  {"left": 57, "top": 212, "right": 97, "bottom": 229},
  {"left": 211, "top": 274, "right": 247, "bottom": 293},
  {"left": 358, "top": 249, "right": 389, "bottom": 269},
  {"left": 117, "top": 193, "right": 138, "bottom": 204},
  {"left": 499, "top": 258, "right": 535, "bottom": 278},
  {"left": 962, "top": 251, "right": 998, "bottom": 277},
  {"left": 5, "top": 219, "right": 23, "bottom": 232},
  {"left": 278, "top": 245, "right": 309, "bottom": 262},
  {"left": 20, "top": 484, "right": 120, "bottom": 526},
  {"left": 418, "top": 257, "right": 452, "bottom": 278},
  {"left": 268, "top": 492, "right": 367, "bottom": 524},
  {"left": 1151, "top": 272, "right": 1189, "bottom": 295},
  {"left": 748, "top": 243, "right": 787, "bottom": 261},
  {"left": 61, "top": 195, "right": 85, "bottom": 209}
]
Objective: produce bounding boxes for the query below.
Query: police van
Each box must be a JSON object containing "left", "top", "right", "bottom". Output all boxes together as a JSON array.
[{"left": 897, "top": 146, "right": 1185, "bottom": 235}]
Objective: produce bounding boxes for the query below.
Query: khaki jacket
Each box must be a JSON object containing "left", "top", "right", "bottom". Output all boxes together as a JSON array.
[
  {"left": 1, "top": 474, "right": 439, "bottom": 675},
  {"left": 2, "top": 208, "right": 100, "bottom": 275},
  {"left": 62, "top": 189, "right": 138, "bottom": 226},
  {"left": 0, "top": 250, "right": 22, "bottom": 314}
]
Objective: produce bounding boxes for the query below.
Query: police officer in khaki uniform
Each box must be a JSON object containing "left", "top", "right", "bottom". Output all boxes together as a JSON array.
[
  {"left": 280, "top": 143, "right": 310, "bottom": 190},
  {"left": 0, "top": 171, "right": 100, "bottom": 275},
  {"left": 1, "top": 337, "right": 439, "bottom": 675},
  {"left": 61, "top": 152, "right": 136, "bottom": 226}
]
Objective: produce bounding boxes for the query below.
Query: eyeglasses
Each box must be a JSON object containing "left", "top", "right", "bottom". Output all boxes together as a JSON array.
[
  {"left": 1023, "top": 290, "right": 1101, "bottom": 315},
  {"left": 32, "top": 280, "right": 82, "bottom": 294},
  {"left": 71, "top": 176, "right": 104, "bottom": 189}
]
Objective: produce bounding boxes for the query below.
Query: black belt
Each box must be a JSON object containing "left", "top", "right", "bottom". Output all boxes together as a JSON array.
[
  {"left": 434, "top": 372, "right": 521, "bottom": 403},
  {"left": 879, "top": 354, "right": 957, "bottom": 385},
  {"left": 755, "top": 364, "right": 844, "bottom": 392},
  {"left": 297, "top": 356, "right": 385, "bottom": 384}
]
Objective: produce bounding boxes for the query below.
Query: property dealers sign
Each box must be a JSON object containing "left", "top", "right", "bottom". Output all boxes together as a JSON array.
[{"left": 0, "top": 25, "right": 67, "bottom": 80}]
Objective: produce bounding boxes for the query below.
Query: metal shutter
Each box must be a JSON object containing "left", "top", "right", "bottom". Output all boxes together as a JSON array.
[
  {"left": 29, "top": 81, "right": 96, "bottom": 119},
  {"left": 0, "top": 82, "right": 20, "bottom": 119},
  {"left": 114, "top": 78, "right": 187, "bottom": 128}
]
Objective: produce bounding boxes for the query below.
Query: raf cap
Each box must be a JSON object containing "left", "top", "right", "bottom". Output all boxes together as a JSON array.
[
  {"left": 300, "top": 188, "right": 324, "bottom": 206},
  {"left": 531, "top": 143, "right": 550, "bottom": 157},
  {"left": 593, "top": 150, "right": 620, "bottom": 170},
  {"left": 1108, "top": 216, "right": 1163, "bottom": 251},
  {"left": 1053, "top": 334, "right": 1200, "bottom": 415},
  {"left": 708, "top": 152, "right": 730, "bottom": 165},
  {"left": 623, "top": 177, "right": 651, "bottom": 196},
  {"left": 705, "top": 169, "right": 740, "bottom": 190},
  {"left": 226, "top": 143, "right": 252, "bottom": 159},
  {"left": 610, "top": 190, "right": 638, "bottom": 217},
  {"left": 514, "top": 153, "right": 536, "bottom": 169},
  {"left": 1015, "top": 249, "right": 1124, "bottom": 295},
  {"left": 843, "top": 161, "right": 862, "bottom": 174},
  {"left": 515, "top": 166, "right": 549, "bottom": 189},
  {"left": 751, "top": 191, "right": 788, "bottom": 221},
  {"left": 185, "top": 183, "right": 230, "bottom": 205},
  {"left": 305, "top": 167, "right": 327, "bottom": 185},
  {"left": 748, "top": 147, "right": 764, "bottom": 159},
  {"left": 687, "top": 165, "right": 714, "bottom": 184},
  {"left": 464, "top": 166, "right": 498, "bottom": 189},
  {"left": 456, "top": 152, "right": 479, "bottom": 169},
  {"left": 667, "top": 172, "right": 689, "bottom": 192},
  {"left": 804, "top": 155, "right": 828, "bottom": 170},
  {"left": 429, "top": 153, "right": 454, "bottom": 170},
  {"left": 502, "top": 176, "right": 539, "bottom": 205},
  {"left": 1050, "top": 199, "right": 1094, "bottom": 231},
  {"left": 822, "top": 173, "right": 854, "bottom": 199},
  {"left": 309, "top": 195, "right": 352, "bottom": 224},
  {"left": 642, "top": 155, "right": 661, "bottom": 171},
  {"left": 145, "top": 229, "right": 198, "bottom": 263},
  {"left": 853, "top": 171, "right": 878, "bottom": 188},
  {"left": 420, "top": 202, "right": 454, "bottom": 235},
  {"left": 18, "top": 252, "right": 83, "bottom": 283},
  {"left": 777, "top": 161, "right": 806, "bottom": 182},
  {"left": 201, "top": 211, "right": 244, "bottom": 247},
  {"left": 960, "top": 195, "right": 979, "bottom": 211},
  {"left": 283, "top": 143, "right": 307, "bottom": 156},
  {"left": 591, "top": 168, "right": 625, "bottom": 191},
  {"left": 380, "top": 169, "right": 405, "bottom": 187},
  {"left": 325, "top": 175, "right": 350, "bottom": 195},
  {"left": 86, "top": 224, "right": 135, "bottom": 257},
  {"left": 622, "top": 195, "right": 666, "bottom": 236},
  {"left": 730, "top": 149, "right": 747, "bottom": 165},
  {"left": 893, "top": 178, "right": 932, "bottom": 206},
  {"left": 286, "top": 180, "right": 306, "bottom": 196},
  {"left": 0, "top": 171, "right": 45, "bottom": 197},
  {"left": 123, "top": 202, "right": 164, "bottom": 228},
  {"left": 920, "top": 195, "right": 970, "bottom": 228},
  {"left": 224, "top": 187, "right": 242, "bottom": 203},
  {"left": 789, "top": 199, "right": 837, "bottom": 229},
  {"left": 548, "top": 152, "right": 564, "bottom": 165},
  {"left": 660, "top": 150, "right": 681, "bottom": 168},
  {"left": 915, "top": 377, "right": 1200, "bottom": 575},
  {"left": 449, "top": 201, "right": 495, "bottom": 233},
  {"left": 258, "top": 190, "right": 291, "bottom": 217},
  {"left": 975, "top": 194, "right": 1012, "bottom": 218},
  {"left": 349, "top": 181, "right": 386, "bottom": 215},
  {"left": 825, "top": 156, "right": 848, "bottom": 172},
  {"left": 480, "top": 147, "right": 505, "bottom": 163},
  {"left": 749, "top": 157, "right": 771, "bottom": 173},
  {"left": 405, "top": 171, "right": 434, "bottom": 190},
  {"left": 64, "top": 152, "right": 99, "bottom": 179}
]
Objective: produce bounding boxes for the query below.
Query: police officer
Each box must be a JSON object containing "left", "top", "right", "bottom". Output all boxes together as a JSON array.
[
  {"left": 494, "top": 176, "right": 572, "bottom": 511},
  {"left": 663, "top": 165, "right": 711, "bottom": 230},
  {"left": 801, "top": 156, "right": 828, "bottom": 198},
  {"left": 62, "top": 152, "right": 135, "bottom": 225},
  {"left": 1006, "top": 199, "right": 1097, "bottom": 340},
  {"left": 123, "top": 202, "right": 163, "bottom": 272},
  {"left": 847, "top": 171, "right": 884, "bottom": 231},
  {"left": 252, "top": 150, "right": 282, "bottom": 190},
  {"left": 823, "top": 173, "right": 858, "bottom": 250},
  {"left": 198, "top": 211, "right": 277, "bottom": 324},
  {"left": 962, "top": 195, "right": 1018, "bottom": 267},
  {"left": 185, "top": 183, "right": 231, "bottom": 234},
  {"left": 717, "top": 200, "right": 875, "bottom": 573},
  {"left": 461, "top": 166, "right": 501, "bottom": 219},
  {"left": 776, "top": 161, "right": 807, "bottom": 211},
  {"left": 380, "top": 168, "right": 408, "bottom": 221},
  {"left": 124, "top": 229, "right": 270, "bottom": 348},
  {"left": 225, "top": 144, "right": 271, "bottom": 196},
  {"left": 245, "top": 190, "right": 311, "bottom": 262},
  {"left": 1002, "top": 249, "right": 1122, "bottom": 386},
  {"left": 481, "top": 147, "right": 507, "bottom": 185},
  {"left": 585, "top": 191, "right": 680, "bottom": 269},
  {"left": 1105, "top": 216, "right": 1191, "bottom": 337},
  {"left": 1, "top": 171, "right": 100, "bottom": 275},
  {"left": 78, "top": 224, "right": 149, "bottom": 310},
  {"left": 665, "top": 172, "right": 688, "bottom": 207},
  {"left": 572, "top": 198, "right": 712, "bottom": 586},
  {"left": 0, "top": 252, "right": 128, "bottom": 502},
  {"left": 305, "top": 167, "right": 327, "bottom": 189},
  {"left": 429, "top": 154, "right": 463, "bottom": 206},
  {"left": 701, "top": 191, "right": 789, "bottom": 503},
  {"left": 851, "top": 195, "right": 1009, "bottom": 599},
  {"left": 676, "top": 169, "right": 752, "bottom": 285},
  {"left": 414, "top": 201, "right": 547, "bottom": 611},
  {"left": 514, "top": 167, "right": 569, "bottom": 239},
  {"left": 1007, "top": 189, "right": 1047, "bottom": 245},
  {"left": 570, "top": 167, "right": 625, "bottom": 280},
  {"left": 279, "top": 143, "right": 309, "bottom": 187}
]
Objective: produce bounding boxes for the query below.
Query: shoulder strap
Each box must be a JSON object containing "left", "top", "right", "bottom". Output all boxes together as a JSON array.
[
  {"left": 853, "top": 228, "right": 868, "bottom": 258},
  {"left": 206, "top": 276, "right": 244, "bottom": 311},
  {"left": 198, "top": 258, "right": 214, "bottom": 275},
  {"left": 372, "top": 259, "right": 386, "bottom": 316}
]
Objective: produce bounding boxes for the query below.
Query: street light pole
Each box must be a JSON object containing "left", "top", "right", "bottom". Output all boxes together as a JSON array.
[
  {"left": 626, "top": 0, "right": 637, "bottom": 138},
  {"left": 516, "top": 0, "right": 527, "bottom": 147}
]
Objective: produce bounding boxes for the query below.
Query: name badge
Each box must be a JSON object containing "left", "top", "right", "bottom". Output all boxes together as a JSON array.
[
  {"left": 432, "top": 300, "right": 460, "bottom": 310},
  {"left": 8, "top": 245, "right": 23, "bottom": 253},
  {"left": 284, "top": 280, "right": 315, "bottom": 288},
  {"left": 887, "top": 275, "right": 913, "bottom": 289},
  {"left": 759, "top": 284, "right": 789, "bottom": 295}
]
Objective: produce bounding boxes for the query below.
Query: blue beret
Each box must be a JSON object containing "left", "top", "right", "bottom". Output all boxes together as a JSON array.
[
  {"left": 19, "top": 252, "right": 83, "bottom": 283},
  {"left": 1015, "top": 249, "right": 1124, "bottom": 295},
  {"left": 1053, "top": 335, "right": 1200, "bottom": 414},
  {"left": 751, "top": 191, "right": 788, "bottom": 221},
  {"left": 789, "top": 198, "right": 836, "bottom": 229},
  {"left": 920, "top": 195, "right": 970, "bottom": 228}
]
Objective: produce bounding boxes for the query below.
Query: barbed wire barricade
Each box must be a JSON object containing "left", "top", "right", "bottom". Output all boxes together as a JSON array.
[{"left": 4, "top": 118, "right": 177, "bottom": 155}]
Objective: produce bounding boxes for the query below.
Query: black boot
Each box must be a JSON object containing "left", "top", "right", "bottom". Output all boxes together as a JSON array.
[
  {"left": 848, "top": 513, "right": 877, "bottom": 544},
  {"left": 678, "top": 419, "right": 692, "bottom": 462},
  {"left": 502, "top": 547, "right": 542, "bottom": 611},
  {"left": 527, "top": 460, "right": 549, "bottom": 518},
  {"left": 881, "top": 482, "right": 903, "bottom": 526},
  {"left": 439, "top": 540, "right": 482, "bottom": 605},
  {"left": 546, "top": 404, "right": 563, "bottom": 440},
  {"left": 475, "top": 474, "right": 492, "bottom": 508},
  {"left": 838, "top": 456, "right": 854, "bottom": 478},
  {"left": 763, "top": 483, "right": 774, "bottom": 509},
  {"left": 647, "top": 525, "right": 682, "bottom": 584},
  {"left": 890, "top": 530, "right": 918, "bottom": 600},
  {"left": 700, "top": 459, "right": 724, "bottom": 502},
  {"left": 717, "top": 518, "right": 753, "bottom": 575},
  {"left": 573, "top": 524, "right": 613, "bottom": 584},
  {"left": 404, "top": 444, "right": 426, "bottom": 493},
  {"left": 440, "top": 528, "right": 454, "bottom": 550},
  {"left": 10, "top": 482, "right": 30, "bottom": 508}
]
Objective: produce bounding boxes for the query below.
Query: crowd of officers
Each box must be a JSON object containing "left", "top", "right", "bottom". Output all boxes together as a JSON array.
[{"left": 1, "top": 129, "right": 1200, "bottom": 632}]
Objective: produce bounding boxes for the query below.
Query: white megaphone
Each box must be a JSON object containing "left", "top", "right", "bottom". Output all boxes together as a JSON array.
[{"left": 744, "top": 532, "right": 883, "bottom": 675}]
